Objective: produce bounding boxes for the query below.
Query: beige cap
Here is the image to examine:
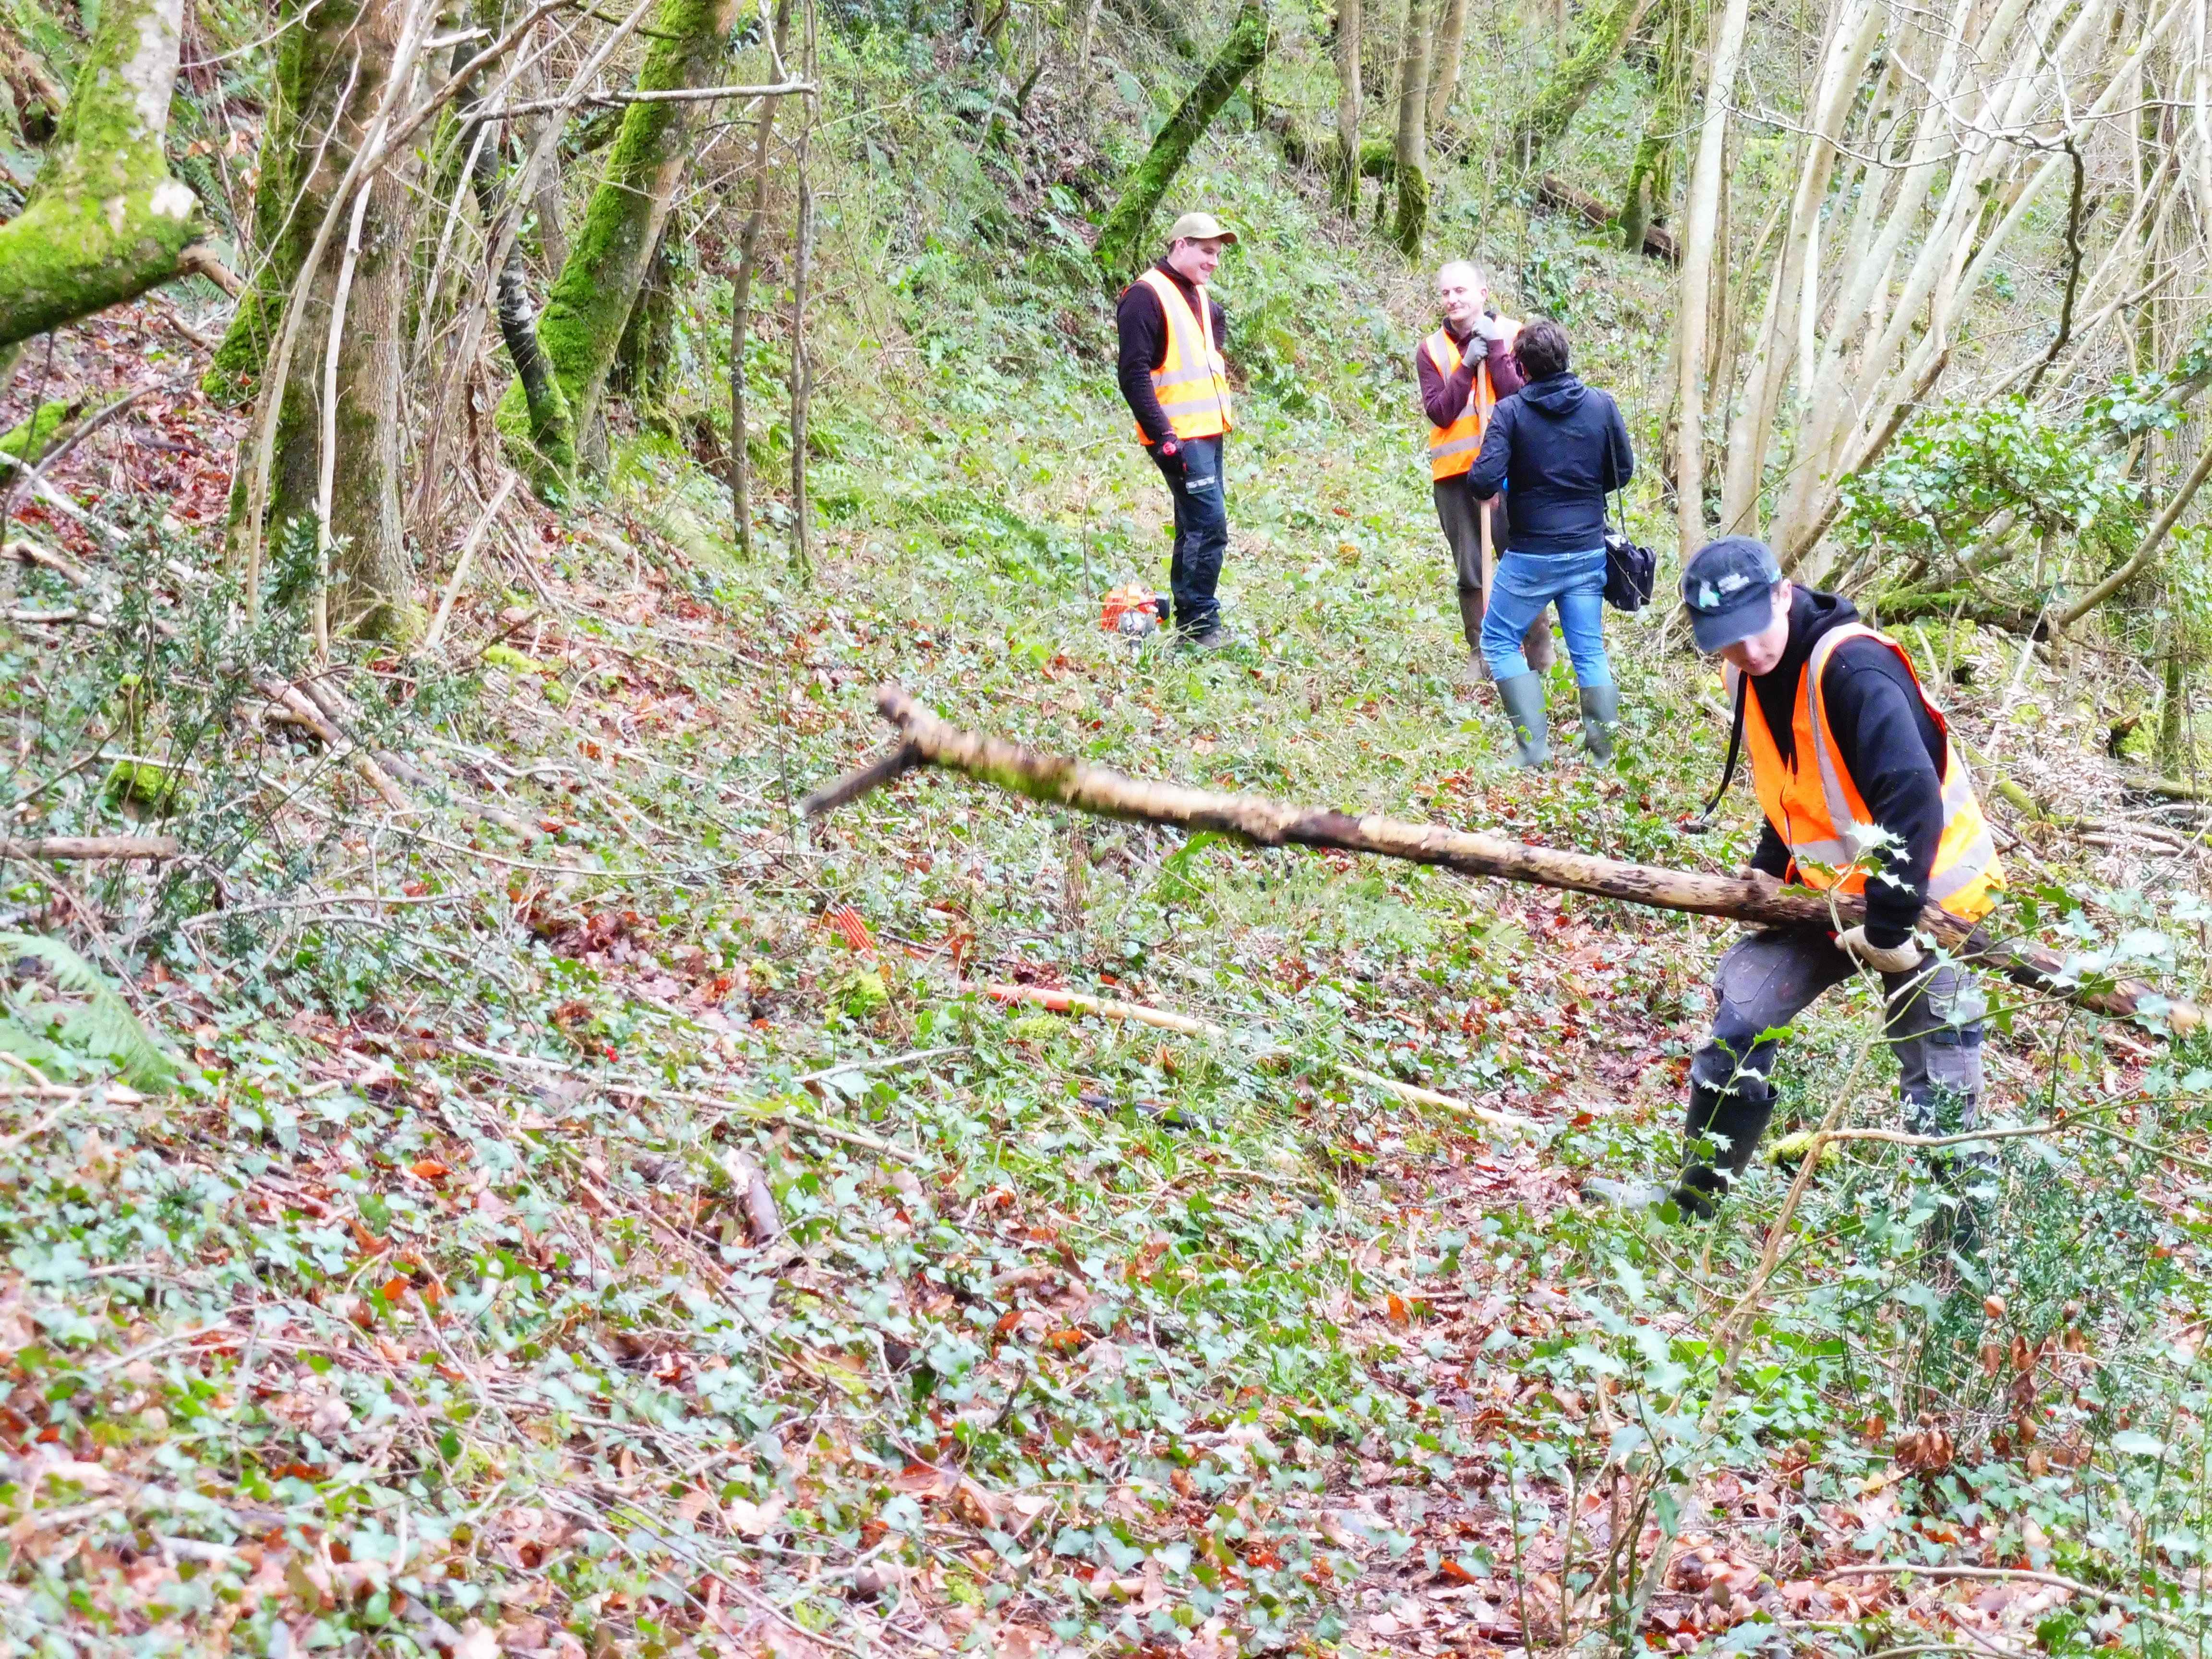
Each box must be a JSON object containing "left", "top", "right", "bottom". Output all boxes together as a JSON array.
[{"left": 1167, "top": 211, "right": 1238, "bottom": 245}]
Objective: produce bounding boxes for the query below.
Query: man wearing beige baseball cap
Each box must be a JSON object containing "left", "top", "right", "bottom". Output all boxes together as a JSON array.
[{"left": 1116, "top": 212, "right": 1238, "bottom": 648}]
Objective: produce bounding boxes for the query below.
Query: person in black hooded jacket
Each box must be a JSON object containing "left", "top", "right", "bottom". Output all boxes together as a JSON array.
[{"left": 1465, "top": 318, "right": 1634, "bottom": 767}]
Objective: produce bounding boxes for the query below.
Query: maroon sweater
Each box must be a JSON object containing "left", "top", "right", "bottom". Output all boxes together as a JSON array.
[{"left": 1416, "top": 323, "right": 1525, "bottom": 431}]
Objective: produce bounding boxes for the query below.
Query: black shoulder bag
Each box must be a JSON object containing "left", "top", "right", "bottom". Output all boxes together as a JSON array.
[{"left": 1601, "top": 486, "right": 1658, "bottom": 613}]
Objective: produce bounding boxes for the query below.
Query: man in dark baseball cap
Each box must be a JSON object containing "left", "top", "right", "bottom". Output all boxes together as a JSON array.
[
  {"left": 1679, "top": 536, "right": 1785, "bottom": 653},
  {"left": 1667, "top": 539, "right": 2004, "bottom": 1245}
]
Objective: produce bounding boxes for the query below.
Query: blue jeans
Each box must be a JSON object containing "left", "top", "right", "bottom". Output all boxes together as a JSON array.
[
  {"left": 1480, "top": 546, "right": 1612, "bottom": 687},
  {"left": 1149, "top": 434, "right": 1227, "bottom": 634}
]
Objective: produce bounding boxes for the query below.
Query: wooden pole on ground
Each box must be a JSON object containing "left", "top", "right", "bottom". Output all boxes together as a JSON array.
[{"left": 805, "top": 686, "right": 2201, "bottom": 1037}]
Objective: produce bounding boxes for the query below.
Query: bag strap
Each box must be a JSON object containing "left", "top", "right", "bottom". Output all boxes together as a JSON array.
[{"left": 1687, "top": 677, "right": 1747, "bottom": 833}]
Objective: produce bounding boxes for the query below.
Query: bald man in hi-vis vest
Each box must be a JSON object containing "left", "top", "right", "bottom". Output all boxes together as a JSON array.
[
  {"left": 1671, "top": 538, "right": 2005, "bottom": 1233},
  {"left": 1117, "top": 212, "right": 1237, "bottom": 649},
  {"left": 1417, "top": 262, "right": 1553, "bottom": 681}
]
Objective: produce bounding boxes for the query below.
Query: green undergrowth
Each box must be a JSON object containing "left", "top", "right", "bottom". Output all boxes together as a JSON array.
[{"left": 7, "top": 21, "right": 2212, "bottom": 1657}]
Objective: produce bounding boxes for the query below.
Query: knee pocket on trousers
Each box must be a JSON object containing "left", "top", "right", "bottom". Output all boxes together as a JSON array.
[{"left": 1923, "top": 1025, "right": 1984, "bottom": 1097}]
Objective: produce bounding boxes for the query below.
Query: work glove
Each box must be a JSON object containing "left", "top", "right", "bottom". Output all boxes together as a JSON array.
[
  {"left": 1471, "top": 311, "right": 1507, "bottom": 343},
  {"left": 1836, "top": 925, "right": 1923, "bottom": 974},
  {"left": 1155, "top": 437, "right": 1184, "bottom": 477}
]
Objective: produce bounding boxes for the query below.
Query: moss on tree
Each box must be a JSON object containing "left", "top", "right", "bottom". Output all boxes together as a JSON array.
[
  {"left": 1508, "top": 0, "right": 1652, "bottom": 168},
  {"left": 1092, "top": 0, "right": 1269, "bottom": 286},
  {"left": 0, "top": 0, "right": 207, "bottom": 348},
  {"left": 205, "top": 0, "right": 313, "bottom": 404},
  {"left": 526, "top": 0, "right": 737, "bottom": 488}
]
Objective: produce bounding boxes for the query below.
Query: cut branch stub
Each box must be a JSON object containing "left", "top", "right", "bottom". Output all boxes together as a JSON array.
[{"left": 804, "top": 687, "right": 2200, "bottom": 1038}]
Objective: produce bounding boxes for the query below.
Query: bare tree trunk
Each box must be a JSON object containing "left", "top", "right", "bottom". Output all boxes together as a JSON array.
[
  {"left": 1426, "top": 0, "right": 1469, "bottom": 130},
  {"left": 731, "top": 0, "right": 794, "bottom": 559},
  {"left": 1392, "top": 0, "right": 1431, "bottom": 255},
  {"left": 1672, "top": 0, "right": 1751, "bottom": 559},
  {"left": 787, "top": 0, "right": 817, "bottom": 583},
  {"left": 1715, "top": 0, "right": 1880, "bottom": 537},
  {"left": 1334, "top": 0, "right": 1362, "bottom": 209},
  {"left": 458, "top": 31, "right": 574, "bottom": 491},
  {"left": 516, "top": 23, "right": 570, "bottom": 273},
  {"left": 325, "top": 159, "right": 420, "bottom": 638}
]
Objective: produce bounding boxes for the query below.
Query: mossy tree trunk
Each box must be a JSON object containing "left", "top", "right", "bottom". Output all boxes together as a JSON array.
[
  {"left": 1390, "top": 0, "right": 1430, "bottom": 256},
  {"left": 0, "top": 0, "right": 213, "bottom": 348},
  {"left": 2157, "top": 638, "right": 2188, "bottom": 777},
  {"left": 612, "top": 229, "right": 679, "bottom": 429},
  {"left": 257, "top": 0, "right": 424, "bottom": 640},
  {"left": 730, "top": 0, "right": 794, "bottom": 559},
  {"left": 1332, "top": 0, "right": 1360, "bottom": 210},
  {"left": 1619, "top": 0, "right": 1688, "bottom": 249},
  {"left": 205, "top": 0, "right": 309, "bottom": 404},
  {"left": 523, "top": 0, "right": 739, "bottom": 481},
  {"left": 1092, "top": 0, "right": 1269, "bottom": 285},
  {"left": 1508, "top": 0, "right": 1654, "bottom": 170}
]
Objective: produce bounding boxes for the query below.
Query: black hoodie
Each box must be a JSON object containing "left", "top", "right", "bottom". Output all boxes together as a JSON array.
[
  {"left": 1464, "top": 372, "right": 1634, "bottom": 555},
  {"left": 1744, "top": 589, "right": 1950, "bottom": 949}
]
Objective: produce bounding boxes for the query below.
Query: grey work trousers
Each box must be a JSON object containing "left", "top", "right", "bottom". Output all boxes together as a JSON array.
[
  {"left": 1692, "top": 926, "right": 1987, "bottom": 1134},
  {"left": 1433, "top": 480, "right": 1554, "bottom": 669}
]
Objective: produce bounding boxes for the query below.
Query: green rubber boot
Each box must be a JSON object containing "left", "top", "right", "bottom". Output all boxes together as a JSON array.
[
  {"left": 1578, "top": 682, "right": 1620, "bottom": 762},
  {"left": 1496, "top": 672, "right": 1550, "bottom": 768}
]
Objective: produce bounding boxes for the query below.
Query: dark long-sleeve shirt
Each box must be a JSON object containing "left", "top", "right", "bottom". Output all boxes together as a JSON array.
[
  {"left": 1743, "top": 589, "right": 1948, "bottom": 949},
  {"left": 1414, "top": 322, "right": 1525, "bottom": 429},
  {"left": 1116, "top": 262, "right": 1228, "bottom": 447}
]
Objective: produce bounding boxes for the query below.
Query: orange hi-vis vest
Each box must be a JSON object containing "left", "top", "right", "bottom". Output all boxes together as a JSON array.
[
  {"left": 1130, "top": 269, "right": 1232, "bottom": 445},
  {"left": 1424, "top": 318, "right": 1521, "bottom": 481},
  {"left": 1725, "top": 624, "right": 2003, "bottom": 923}
]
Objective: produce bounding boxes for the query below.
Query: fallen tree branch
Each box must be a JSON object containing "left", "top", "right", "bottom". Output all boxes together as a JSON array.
[
  {"left": 472, "top": 77, "right": 813, "bottom": 116},
  {"left": 1537, "top": 173, "right": 1678, "bottom": 262},
  {"left": 1819, "top": 1563, "right": 2191, "bottom": 1635},
  {"left": 807, "top": 688, "right": 2200, "bottom": 1036},
  {"left": 0, "top": 836, "right": 181, "bottom": 861},
  {"left": 979, "top": 982, "right": 1538, "bottom": 1133}
]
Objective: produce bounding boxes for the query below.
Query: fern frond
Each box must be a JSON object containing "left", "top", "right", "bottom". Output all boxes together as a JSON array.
[{"left": 0, "top": 933, "right": 181, "bottom": 1091}]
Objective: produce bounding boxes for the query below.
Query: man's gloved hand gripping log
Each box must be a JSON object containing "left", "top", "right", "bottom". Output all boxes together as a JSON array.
[{"left": 1671, "top": 538, "right": 2007, "bottom": 1222}]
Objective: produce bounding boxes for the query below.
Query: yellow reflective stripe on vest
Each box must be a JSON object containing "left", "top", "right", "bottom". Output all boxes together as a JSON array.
[
  {"left": 1929, "top": 824, "right": 1998, "bottom": 901},
  {"left": 1425, "top": 323, "right": 1516, "bottom": 481},
  {"left": 1138, "top": 270, "right": 1231, "bottom": 441},
  {"left": 1798, "top": 625, "right": 2001, "bottom": 919}
]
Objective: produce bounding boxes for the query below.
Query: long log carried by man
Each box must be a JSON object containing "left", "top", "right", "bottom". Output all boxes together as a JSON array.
[
  {"left": 1669, "top": 538, "right": 2006, "bottom": 1230},
  {"left": 805, "top": 686, "right": 2198, "bottom": 1044}
]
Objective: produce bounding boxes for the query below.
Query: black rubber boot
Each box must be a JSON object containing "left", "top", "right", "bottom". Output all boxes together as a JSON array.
[
  {"left": 1496, "top": 672, "right": 1550, "bottom": 768},
  {"left": 1671, "top": 1076, "right": 1777, "bottom": 1220},
  {"left": 1577, "top": 682, "right": 1619, "bottom": 762}
]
